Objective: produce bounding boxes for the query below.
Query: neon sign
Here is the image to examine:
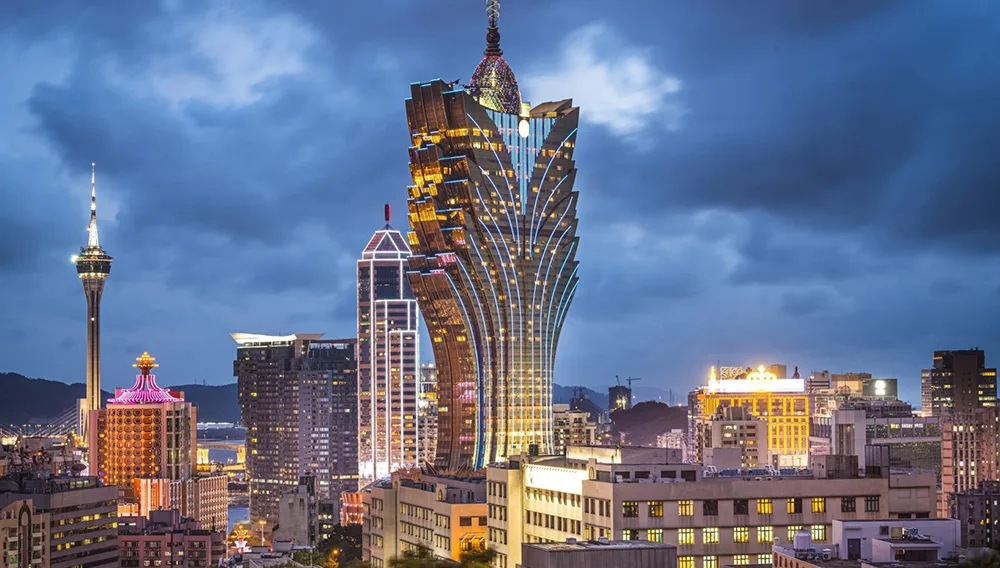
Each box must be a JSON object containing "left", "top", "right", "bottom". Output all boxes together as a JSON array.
[{"left": 708, "top": 365, "right": 805, "bottom": 394}]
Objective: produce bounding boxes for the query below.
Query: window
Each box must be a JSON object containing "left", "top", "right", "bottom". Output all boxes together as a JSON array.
[
  {"left": 811, "top": 498, "right": 826, "bottom": 513},
  {"left": 734, "top": 499, "right": 749, "bottom": 515},
  {"left": 622, "top": 501, "right": 639, "bottom": 518},
  {"left": 703, "top": 500, "right": 719, "bottom": 516},
  {"left": 460, "top": 517, "right": 472, "bottom": 527},
  {"left": 679, "top": 557, "right": 695, "bottom": 568},
  {"left": 622, "top": 529, "right": 638, "bottom": 541},
  {"left": 865, "top": 496, "right": 880, "bottom": 513},
  {"left": 757, "top": 526, "right": 773, "bottom": 543},
  {"left": 787, "top": 525, "right": 804, "bottom": 541},
  {"left": 648, "top": 529, "right": 664, "bottom": 543},
  {"left": 703, "top": 528, "right": 719, "bottom": 544},
  {"left": 703, "top": 556, "right": 718, "bottom": 568},
  {"left": 733, "top": 554, "right": 751, "bottom": 566},
  {"left": 758, "top": 554, "right": 773, "bottom": 564},
  {"left": 757, "top": 498, "right": 773, "bottom": 515},
  {"left": 648, "top": 501, "right": 664, "bottom": 517},
  {"left": 787, "top": 498, "right": 803, "bottom": 514},
  {"left": 678, "top": 528, "right": 694, "bottom": 545},
  {"left": 811, "top": 525, "right": 827, "bottom": 542},
  {"left": 678, "top": 500, "right": 694, "bottom": 517},
  {"left": 841, "top": 497, "right": 856, "bottom": 513},
  {"left": 734, "top": 527, "right": 750, "bottom": 543}
]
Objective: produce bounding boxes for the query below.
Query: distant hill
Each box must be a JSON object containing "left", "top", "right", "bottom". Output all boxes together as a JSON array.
[
  {"left": 2, "top": 373, "right": 610, "bottom": 426},
  {"left": 0, "top": 373, "right": 241, "bottom": 425},
  {"left": 610, "top": 401, "right": 688, "bottom": 446}
]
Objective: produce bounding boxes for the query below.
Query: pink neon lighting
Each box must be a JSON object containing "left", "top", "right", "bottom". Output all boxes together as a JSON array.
[{"left": 107, "top": 373, "right": 182, "bottom": 404}]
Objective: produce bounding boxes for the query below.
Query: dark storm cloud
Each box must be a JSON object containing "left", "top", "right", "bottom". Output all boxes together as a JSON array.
[{"left": 0, "top": 0, "right": 997, "bottom": 400}]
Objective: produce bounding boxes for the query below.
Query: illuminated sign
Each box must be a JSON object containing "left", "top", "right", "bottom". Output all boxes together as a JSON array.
[
  {"left": 524, "top": 464, "right": 588, "bottom": 494},
  {"left": 874, "top": 380, "right": 886, "bottom": 396},
  {"left": 719, "top": 367, "right": 745, "bottom": 380},
  {"left": 708, "top": 365, "right": 805, "bottom": 394}
]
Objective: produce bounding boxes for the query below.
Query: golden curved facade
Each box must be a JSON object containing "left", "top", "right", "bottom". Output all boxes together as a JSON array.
[{"left": 405, "top": 81, "right": 580, "bottom": 470}]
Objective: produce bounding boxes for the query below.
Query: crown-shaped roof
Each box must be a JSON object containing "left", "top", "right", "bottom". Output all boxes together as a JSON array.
[{"left": 362, "top": 224, "right": 411, "bottom": 260}]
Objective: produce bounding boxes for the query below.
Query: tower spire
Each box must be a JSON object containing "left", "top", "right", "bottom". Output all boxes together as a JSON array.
[
  {"left": 485, "top": 0, "right": 502, "bottom": 56},
  {"left": 88, "top": 162, "right": 100, "bottom": 248}
]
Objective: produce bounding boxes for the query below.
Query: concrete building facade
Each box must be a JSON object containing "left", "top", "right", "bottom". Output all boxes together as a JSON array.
[
  {"left": 0, "top": 499, "right": 49, "bottom": 568},
  {"left": 552, "top": 405, "right": 597, "bottom": 455},
  {"left": 520, "top": 540, "right": 677, "bottom": 568},
  {"left": 118, "top": 509, "right": 226, "bottom": 568}
]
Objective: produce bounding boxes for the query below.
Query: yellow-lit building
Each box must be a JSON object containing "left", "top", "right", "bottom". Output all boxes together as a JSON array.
[{"left": 694, "top": 366, "right": 811, "bottom": 467}]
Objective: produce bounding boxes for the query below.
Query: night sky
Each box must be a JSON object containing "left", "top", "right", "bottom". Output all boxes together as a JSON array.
[{"left": 2, "top": 1, "right": 998, "bottom": 406}]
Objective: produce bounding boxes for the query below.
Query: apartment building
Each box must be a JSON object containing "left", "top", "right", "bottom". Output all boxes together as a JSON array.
[
  {"left": 118, "top": 509, "right": 226, "bottom": 568},
  {"left": 553, "top": 404, "right": 597, "bottom": 454},
  {"left": 0, "top": 499, "right": 49, "bottom": 568},
  {"left": 486, "top": 447, "right": 937, "bottom": 568},
  {"left": 362, "top": 473, "right": 488, "bottom": 567}
]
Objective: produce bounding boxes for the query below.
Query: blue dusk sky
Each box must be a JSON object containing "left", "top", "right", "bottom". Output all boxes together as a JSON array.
[{"left": 2, "top": 1, "right": 998, "bottom": 406}]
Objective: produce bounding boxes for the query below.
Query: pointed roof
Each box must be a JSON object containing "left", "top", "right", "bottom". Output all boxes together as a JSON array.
[
  {"left": 362, "top": 204, "right": 411, "bottom": 260},
  {"left": 467, "top": 0, "right": 521, "bottom": 114},
  {"left": 107, "top": 352, "right": 183, "bottom": 405}
]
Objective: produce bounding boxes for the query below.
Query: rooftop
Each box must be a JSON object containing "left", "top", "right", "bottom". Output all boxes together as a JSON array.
[{"left": 525, "top": 539, "right": 675, "bottom": 552}]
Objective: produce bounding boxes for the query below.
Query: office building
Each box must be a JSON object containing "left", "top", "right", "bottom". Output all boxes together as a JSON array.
[
  {"left": 362, "top": 471, "right": 488, "bottom": 567},
  {"left": 0, "top": 473, "right": 118, "bottom": 568},
  {"left": 922, "top": 349, "right": 997, "bottom": 416},
  {"left": 485, "top": 446, "right": 936, "bottom": 568},
  {"left": 693, "top": 365, "right": 810, "bottom": 467},
  {"left": 552, "top": 404, "right": 597, "bottom": 455},
  {"left": 810, "top": 402, "right": 941, "bottom": 478},
  {"left": 521, "top": 540, "right": 677, "bottom": 568},
  {"left": 358, "top": 205, "right": 420, "bottom": 483},
  {"left": 89, "top": 352, "right": 197, "bottom": 493},
  {"left": 952, "top": 480, "right": 1000, "bottom": 549},
  {"left": 405, "top": 2, "right": 581, "bottom": 470},
  {"left": 418, "top": 363, "right": 438, "bottom": 467},
  {"left": 703, "top": 406, "right": 768, "bottom": 468},
  {"left": 234, "top": 333, "right": 359, "bottom": 529},
  {"left": 940, "top": 407, "right": 999, "bottom": 517},
  {"left": 74, "top": 164, "right": 113, "bottom": 442},
  {"left": 0, "top": 499, "right": 49, "bottom": 568},
  {"left": 773, "top": 518, "right": 960, "bottom": 566},
  {"left": 118, "top": 509, "right": 226, "bottom": 568}
]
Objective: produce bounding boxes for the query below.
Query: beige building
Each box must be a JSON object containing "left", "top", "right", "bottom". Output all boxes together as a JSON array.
[
  {"left": 521, "top": 540, "right": 677, "bottom": 568},
  {"left": 0, "top": 499, "right": 50, "bottom": 568},
  {"left": 705, "top": 406, "right": 768, "bottom": 468},
  {"left": 124, "top": 474, "right": 228, "bottom": 530},
  {"left": 553, "top": 404, "right": 597, "bottom": 454},
  {"left": 362, "top": 472, "right": 488, "bottom": 567},
  {"left": 486, "top": 447, "right": 937, "bottom": 568}
]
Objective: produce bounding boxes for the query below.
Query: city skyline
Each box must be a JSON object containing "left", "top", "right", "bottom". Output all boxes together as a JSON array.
[{"left": 2, "top": 2, "right": 999, "bottom": 407}]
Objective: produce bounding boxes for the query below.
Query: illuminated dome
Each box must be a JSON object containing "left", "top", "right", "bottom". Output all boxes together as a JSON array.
[{"left": 467, "top": 1, "right": 521, "bottom": 114}]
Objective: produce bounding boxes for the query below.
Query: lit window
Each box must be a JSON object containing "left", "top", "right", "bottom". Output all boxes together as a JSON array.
[
  {"left": 679, "top": 557, "right": 695, "bottom": 568},
  {"left": 622, "top": 529, "right": 638, "bottom": 541},
  {"left": 811, "top": 498, "right": 826, "bottom": 513},
  {"left": 733, "top": 554, "right": 751, "bottom": 566},
  {"left": 787, "top": 525, "right": 804, "bottom": 541},
  {"left": 757, "top": 526, "right": 773, "bottom": 543},
  {"left": 811, "top": 525, "right": 827, "bottom": 542},
  {"left": 648, "top": 529, "right": 664, "bottom": 543},
  {"left": 757, "top": 499, "right": 773, "bottom": 515},
  {"left": 622, "top": 501, "right": 639, "bottom": 518},
  {"left": 648, "top": 501, "right": 664, "bottom": 517},
  {"left": 678, "top": 528, "right": 694, "bottom": 545},
  {"left": 678, "top": 500, "right": 694, "bottom": 517},
  {"left": 703, "top": 528, "right": 719, "bottom": 544},
  {"left": 703, "top": 556, "right": 718, "bottom": 568},
  {"left": 734, "top": 527, "right": 750, "bottom": 543},
  {"left": 758, "top": 554, "right": 772, "bottom": 564}
]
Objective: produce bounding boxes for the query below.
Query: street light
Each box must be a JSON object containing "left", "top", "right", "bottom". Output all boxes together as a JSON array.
[{"left": 258, "top": 519, "right": 266, "bottom": 547}]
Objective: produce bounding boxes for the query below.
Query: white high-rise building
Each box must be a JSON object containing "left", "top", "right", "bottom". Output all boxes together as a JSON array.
[{"left": 358, "top": 205, "right": 420, "bottom": 483}]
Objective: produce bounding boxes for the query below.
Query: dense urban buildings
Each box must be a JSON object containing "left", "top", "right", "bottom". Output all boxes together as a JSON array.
[
  {"left": 89, "top": 352, "right": 196, "bottom": 493},
  {"left": 418, "top": 363, "right": 439, "bottom": 467},
  {"left": 552, "top": 404, "right": 597, "bottom": 455},
  {"left": 234, "top": 333, "right": 359, "bottom": 529},
  {"left": 922, "top": 349, "right": 997, "bottom": 416},
  {"left": 358, "top": 206, "right": 420, "bottom": 483},
  {"left": 73, "top": 163, "right": 113, "bottom": 442},
  {"left": 362, "top": 471, "right": 488, "bottom": 567},
  {"left": 691, "top": 365, "right": 810, "bottom": 467},
  {"left": 485, "top": 447, "right": 936, "bottom": 568},
  {"left": 0, "top": 473, "right": 119, "bottom": 568},
  {"left": 118, "top": 509, "right": 226, "bottom": 568},
  {"left": 952, "top": 480, "right": 1000, "bottom": 548},
  {"left": 940, "top": 407, "right": 999, "bottom": 517},
  {"left": 404, "top": 2, "right": 581, "bottom": 469}
]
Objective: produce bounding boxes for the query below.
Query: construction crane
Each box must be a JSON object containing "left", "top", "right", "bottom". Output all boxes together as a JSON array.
[{"left": 626, "top": 376, "right": 642, "bottom": 389}]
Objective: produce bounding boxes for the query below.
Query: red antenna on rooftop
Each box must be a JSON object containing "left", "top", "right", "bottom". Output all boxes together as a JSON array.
[{"left": 385, "top": 203, "right": 391, "bottom": 223}]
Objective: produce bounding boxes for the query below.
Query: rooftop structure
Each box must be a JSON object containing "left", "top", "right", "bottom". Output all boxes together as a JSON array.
[{"left": 521, "top": 539, "right": 678, "bottom": 568}]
